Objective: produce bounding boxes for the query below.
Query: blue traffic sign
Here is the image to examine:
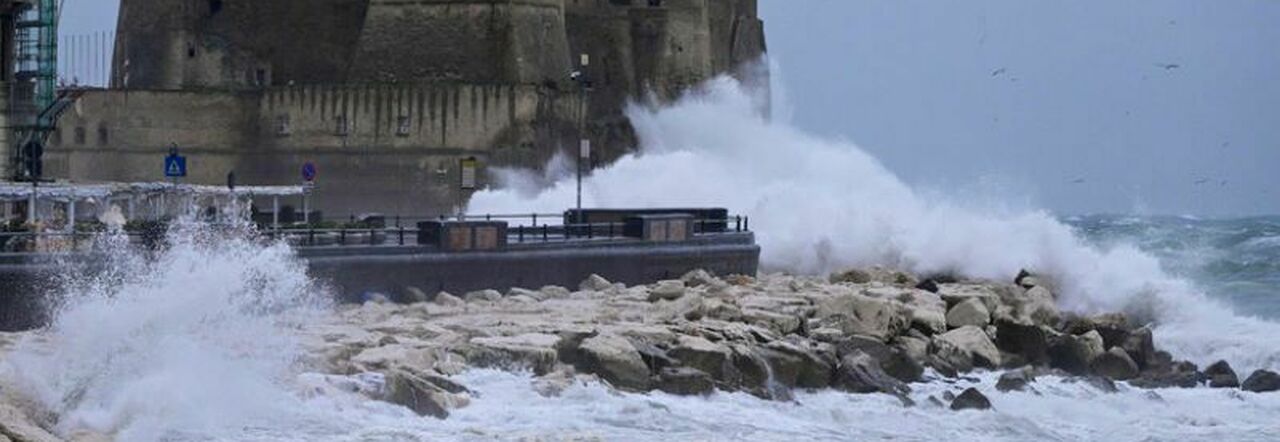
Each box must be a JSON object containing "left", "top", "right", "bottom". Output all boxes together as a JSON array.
[
  {"left": 302, "top": 162, "right": 317, "bottom": 182},
  {"left": 165, "top": 154, "right": 187, "bottom": 178}
]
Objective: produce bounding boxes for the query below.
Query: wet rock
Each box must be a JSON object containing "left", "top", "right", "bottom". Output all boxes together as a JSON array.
[
  {"left": 669, "top": 335, "right": 732, "bottom": 380},
  {"left": 579, "top": 274, "right": 613, "bottom": 292},
  {"left": 1018, "top": 286, "right": 1059, "bottom": 324},
  {"left": 383, "top": 369, "right": 468, "bottom": 419},
  {"left": 946, "top": 298, "right": 991, "bottom": 329},
  {"left": 1080, "top": 376, "right": 1119, "bottom": 393},
  {"left": 893, "top": 335, "right": 930, "bottom": 364},
  {"left": 932, "top": 326, "right": 1002, "bottom": 370},
  {"left": 1130, "top": 361, "right": 1200, "bottom": 389},
  {"left": 949, "top": 387, "right": 992, "bottom": 411},
  {"left": 466, "top": 333, "right": 561, "bottom": 375},
  {"left": 1121, "top": 326, "right": 1155, "bottom": 370},
  {"left": 432, "top": 291, "right": 464, "bottom": 307},
  {"left": 657, "top": 367, "right": 715, "bottom": 395},
  {"left": 915, "top": 279, "right": 940, "bottom": 293},
  {"left": 648, "top": 280, "right": 687, "bottom": 302},
  {"left": 463, "top": 289, "right": 502, "bottom": 303},
  {"left": 1090, "top": 347, "right": 1139, "bottom": 380},
  {"left": 1204, "top": 360, "right": 1240, "bottom": 388},
  {"left": 578, "top": 334, "right": 651, "bottom": 391},
  {"left": 994, "top": 319, "right": 1051, "bottom": 366},
  {"left": 996, "top": 369, "right": 1034, "bottom": 392},
  {"left": 766, "top": 340, "right": 836, "bottom": 389},
  {"left": 1014, "top": 269, "right": 1035, "bottom": 288},
  {"left": 1048, "top": 331, "right": 1105, "bottom": 375},
  {"left": 1242, "top": 369, "right": 1280, "bottom": 393},
  {"left": 834, "top": 350, "right": 909, "bottom": 396}
]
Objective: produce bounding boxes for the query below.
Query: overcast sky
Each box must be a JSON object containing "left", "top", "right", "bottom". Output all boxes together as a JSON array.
[{"left": 62, "top": 1, "right": 1279, "bottom": 216}]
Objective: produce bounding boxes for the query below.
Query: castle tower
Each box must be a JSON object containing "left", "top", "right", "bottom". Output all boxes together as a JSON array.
[
  {"left": 349, "top": 0, "right": 572, "bottom": 84},
  {"left": 113, "top": 0, "right": 371, "bottom": 90}
]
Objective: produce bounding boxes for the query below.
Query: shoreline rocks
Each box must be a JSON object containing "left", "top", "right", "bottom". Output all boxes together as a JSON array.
[{"left": 3, "top": 267, "right": 1277, "bottom": 434}]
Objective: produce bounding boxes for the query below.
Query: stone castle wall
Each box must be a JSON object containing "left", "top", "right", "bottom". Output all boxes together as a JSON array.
[{"left": 55, "top": 0, "right": 765, "bottom": 216}]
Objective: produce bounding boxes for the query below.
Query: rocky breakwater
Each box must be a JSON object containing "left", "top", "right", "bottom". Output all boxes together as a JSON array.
[
  {"left": 294, "top": 268, "right": 1279, "bottom": 418},
  {"left": 4, "top": 269, "right": 1280, "bottom": 440}
]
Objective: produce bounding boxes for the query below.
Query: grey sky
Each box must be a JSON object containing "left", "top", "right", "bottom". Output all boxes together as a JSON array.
[{"left": 61, "top": 1, "right": 1279, "bottom": 216}]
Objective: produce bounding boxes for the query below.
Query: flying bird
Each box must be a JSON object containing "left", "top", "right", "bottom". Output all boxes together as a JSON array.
[
  {"left": 1195, "top": 178, "right": 1209, "bottom": 185},
  {"left": 1155, "top": 63, "right": 1181, "bottom": 70},
  {"left": 991, "top": 68, "right": 1007, "bottom": 77},
  {"left": 1071, "top": 178, "right": 1086, "bottom": 184}
]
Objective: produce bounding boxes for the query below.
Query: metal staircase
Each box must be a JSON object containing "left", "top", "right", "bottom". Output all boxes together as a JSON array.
[{"left": 10, "top": 0, "right": 60, "bottom": 181}]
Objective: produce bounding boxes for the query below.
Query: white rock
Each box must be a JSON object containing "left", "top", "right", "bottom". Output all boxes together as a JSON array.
[
  {"left": 648, "top": 280, "right": 687, "bottom": 302},
  {"left": 579, "top": 274, "right": 613, "bottom": 292},
  {"left": 933, "top": 325, "right": 1002, "bottom": 369},
  {"left": 433, "top": 291, "right": 464, "bottom": 307},
  {"left": 464, "top": 289, "right": 502, "bottom": 303},
  {"left": 946, "top": 297, "right": 991, "bottom": 328}
]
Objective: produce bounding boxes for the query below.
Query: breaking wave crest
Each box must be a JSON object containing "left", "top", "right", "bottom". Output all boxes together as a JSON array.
[
  {"left": 1, "top": 218, "right": 330, "bottom": 441},
  {"left": 470, "top": 74, "right": 1280, "bottom": 373}
]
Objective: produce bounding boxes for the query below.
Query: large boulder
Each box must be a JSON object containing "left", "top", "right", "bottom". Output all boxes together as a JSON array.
[
  {"left": 669, "top": 335, "right": 732, "bottom": 380},
  {"left": 996, "top": 369, "right": 1035, "bottom": 392},
  {"left": 464, "top": 289, "right": 502, "bottom": 303},
  {"left": 579, "top": 274, "right": 613, "bottom": 292},
  {"left": 1204, "top": 360, "right": 1240, "bottom": 388},
  {"left": 946, "top": 298, "right": 991, "bottom": 329},
  {"left": 1242, "top": 369, "right": 1280, "bottom": 393},
  {"left": 835, "top": 335, "right": 921, "bottom": 383},
  {"left": 816, "top": 293, "right": 910, "bottom": 341},
  {"left": 432, "top": 291, "right": 464, "bottom": 307},
  {"left": 1016, "top": 286, "right": 1060, "bottom": 324},
  {"left": 1090, "top": 347, "right": 1139, "bottom": 380},
  {"left": 1121, "top": 327, "right": 1156, "bottom": 370},
  {"left": 648, "top": 280, "right": 687, "bottom": 302},
  {"left": 465, "top": 333, "right": 561, "bottom": 375},
  {"left": 657, "top": 367, "right": 715, "bottom": 395},
  {"left": 932, "top": 326, "right": 1002, "bottom": 370},
  {"left": 834, "top": 350, "right": 909, "bottom": 396},
  {"left": 994, "top": 319, "right": 1051, "bottom": 366},
  {"left": 766, "top": 340, "right": 837, "bottom": 389},
  {"left": 1047, "top": 331, "right": 1105, "bottom": 375},
  {"left": 578, "top": 334, "right": 651, "bottom": 391},
  {"left": 382, "top": 369, "right": 469, "bottom": 419},
  {"left": 1130, "top": 361, "right": 1201, "bottom": 389},
  {"left": 937, "top": 284, "right": 1000, "bottom": 313},
  {"left": 950, "top": 387, "right": 993, "bottom": 411}
]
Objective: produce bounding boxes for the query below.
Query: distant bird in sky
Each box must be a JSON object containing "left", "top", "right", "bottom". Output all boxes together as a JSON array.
[
  {"left": 991, "top": 68, "right": 1007, "bottom": 77},
  {"left": 1195, "top": 178, "right": 1209, "bottom": 185},
  {"left": 1071, "top": 178, "right": 1086, "bottom": 184},
  {"left": 1155, "top": 63, "right": 1181, "bottom": 70}
]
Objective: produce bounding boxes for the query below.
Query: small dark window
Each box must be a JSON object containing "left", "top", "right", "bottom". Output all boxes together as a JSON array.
[
  {"left": 209, "top": 0, "right": 223, "bottom": 15},
  {"left": 97, "top": 126, "right": 108, "bottom": 145},
  {"left": 187, "top": 43, "right": 196, "bottom": 58},
  {"left": 395, "top": 116, "right": 411, "bottom": 136},
  {"left": 649, "top": 0, "right": 663, "bottom": 6},
  {"left": 255, "top": 69, "right": 267, "bottom": 86},
  {"left": 74, "top": 127, "right": 86, "bottom": 145}
]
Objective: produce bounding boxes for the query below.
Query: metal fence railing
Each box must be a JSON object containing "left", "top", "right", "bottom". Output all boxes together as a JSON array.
[{"left": 0, "top": 214, "right": 751, "bottom": 254}]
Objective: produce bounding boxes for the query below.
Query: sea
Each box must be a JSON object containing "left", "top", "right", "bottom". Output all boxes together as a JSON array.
[{"left": 2, "top": 75, "right": 1278, "bottom": 441}]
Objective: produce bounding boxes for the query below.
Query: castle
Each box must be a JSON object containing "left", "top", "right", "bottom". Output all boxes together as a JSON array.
[{"left": 38, "top": 0, "right": 766, "bottom": 216}]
